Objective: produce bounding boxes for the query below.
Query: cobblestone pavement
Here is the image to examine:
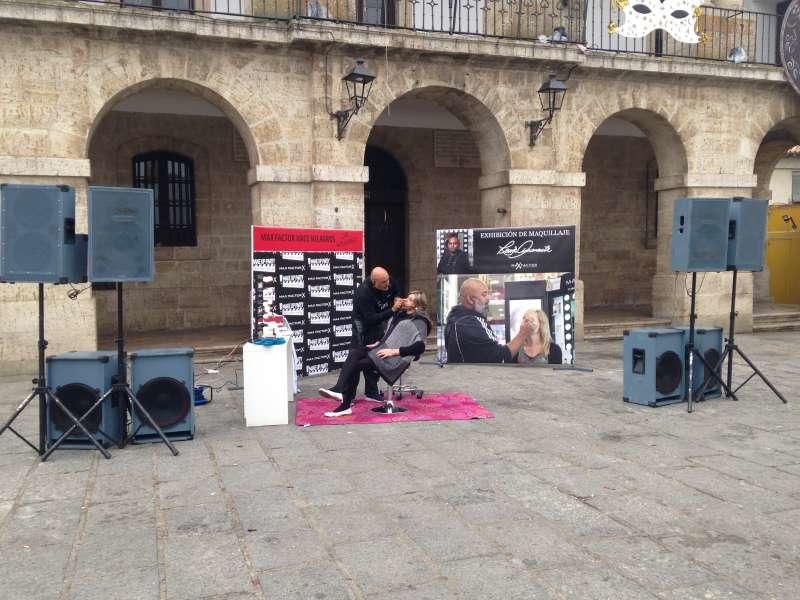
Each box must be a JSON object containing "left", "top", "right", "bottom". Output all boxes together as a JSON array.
[{"left": 1, "top": 332, "right": 799, "bottom": 600}]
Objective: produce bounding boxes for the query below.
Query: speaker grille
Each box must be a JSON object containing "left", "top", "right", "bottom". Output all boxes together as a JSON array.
[
  {"left": 12, "top": 232, "right": 56, "bottom": 272},
  {"left": 11, "top": 189, "right": 59, "bottom": 229},
  {"left": 52, "top": 384, "right": 102, "bottom": 435},
  {"left": 135, "top": 377, "right": 191, "bottom": 428},
  {"left": 702, "top": 348, "right": 722, "bottom": 390},
  {"left": 88, "top": 187, "right": 154, "bottom": 282},
  {"left": 655, "top": 351, "right": 683, "bottom": 395}
]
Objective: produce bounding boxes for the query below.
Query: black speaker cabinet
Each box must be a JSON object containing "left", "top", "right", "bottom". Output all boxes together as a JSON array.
[
  {"left": 671, "top": 198, "right": 731, "bottom": 272},
  {"left": 0, "top": 184, "right": 77, "bottom": 283},
  {"left": 623, "top": 328, "right": 685, "bottom": 406},
  {"left": 46, "top": 351, "right": 121, "bottom": 448},
  {"left": 727, "top": 197, "right": 768, "bottom": 272},
  {"left": 88, "top": 186, "right": 155, "bottom": 282},
  {"left": 130, "top": 348, "right": 194, "bottom": 442}
]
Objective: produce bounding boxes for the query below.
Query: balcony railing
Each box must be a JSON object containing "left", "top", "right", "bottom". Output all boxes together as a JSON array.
[{"left": 66, "top": 1, "right": 782, "bottom": 66}]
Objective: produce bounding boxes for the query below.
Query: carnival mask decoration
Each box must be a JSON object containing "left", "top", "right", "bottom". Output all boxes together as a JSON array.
[{"left": 611, "top": 0, "right": 702, "bottom": 44}]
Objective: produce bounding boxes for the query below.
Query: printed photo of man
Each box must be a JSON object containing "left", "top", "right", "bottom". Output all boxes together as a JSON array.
[{"left": 437, "top": 232, "right": 471, "bottom": 274}]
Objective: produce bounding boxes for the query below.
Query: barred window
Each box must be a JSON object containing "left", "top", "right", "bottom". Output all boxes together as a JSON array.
[{"left": 133, "top": 152, "right": 197, "bottom": 247}]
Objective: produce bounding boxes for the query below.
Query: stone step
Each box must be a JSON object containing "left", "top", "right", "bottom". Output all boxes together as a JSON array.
[
  {"left": 584, "top": 318, "right": 673, "bottom": 341},
  {"left": 753, "top": 320, "right": 800, "bottom": 333},
  {"left": 753, "top": 311, "right": 800, "bottom": 324}
]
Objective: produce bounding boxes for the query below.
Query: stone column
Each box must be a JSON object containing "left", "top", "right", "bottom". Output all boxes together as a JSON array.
[
  {"left": 249, "top": 164, "right": 369, "bottom": 230},
  {"left": 479, "top": 169, "right": 586, "bottom": 339},
  {"left": 0, "top": 157, "right": 97, "bottom": 374},
  {"left": 248, "top": 166, "right": 315, "bottom": 227},
  {"left": 652, "top": 173, "right": 759, "bottom": 333},
  {"left": 310, "top": 164, "right": 369, "bottom": 230}
]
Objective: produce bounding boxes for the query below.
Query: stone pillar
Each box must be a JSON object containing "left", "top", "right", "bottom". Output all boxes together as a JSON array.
[
  {"left": 248, "top": 164, "right": 368, "bottom": 230},
  {"left": 0, "top": 157, "right": 97, "bottom": 374},
  {"left": 248, "top": 166, "right": 315, "bottom": 227},
  {"left": 652, "top": 173, "right": 758, "bottom": 333},
  {"left": 310, "top": 164, "right": 369, "bottom": 230},
  {"left": 479, "top": 169, "right": 586, "bottom": 339}
]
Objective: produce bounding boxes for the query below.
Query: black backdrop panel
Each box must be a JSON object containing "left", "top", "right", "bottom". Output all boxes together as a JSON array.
[{"left": 251, "top": 227, "right": 363, "bottom": 377}]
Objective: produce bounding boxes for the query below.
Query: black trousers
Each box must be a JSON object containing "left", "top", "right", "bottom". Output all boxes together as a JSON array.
[
  {"left": 334, "top": 346, "right": 378, "bottom": 408},
  {"left": 332, "top": 336, "right": 379, "bottom": 396}
]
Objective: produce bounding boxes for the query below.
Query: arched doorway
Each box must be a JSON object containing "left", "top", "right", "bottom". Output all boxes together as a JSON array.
[
  {"left": 754, "top": 119, "right": 800, "bottom": 315},
  {"left": 361, "top": 87, "right": 508, "bottom": 304},
  {"left": 87, "top": 85, "right": 254, "bottom": 340},
  {"left": 579, "top": 109, "right": 687, "bottom": 332},
  {"left": 364, "top": 145, "right": 408, "bottom": 291}
]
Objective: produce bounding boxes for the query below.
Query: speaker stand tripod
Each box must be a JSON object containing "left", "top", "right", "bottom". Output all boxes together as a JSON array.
[
  {"left": 695, "top": 268, "right": 787, "bottom": 409},
  {"left": 42, "top": 283, "right": 178, "bottom": 459},
  {"left": 685, "top": 273, "right": 739, "bottom": 413},
  {"left": 0, "top": 283, "right": 111, "bottom": 459}
]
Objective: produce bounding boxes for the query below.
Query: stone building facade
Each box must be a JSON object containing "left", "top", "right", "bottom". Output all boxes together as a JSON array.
[{"left": 0, "top": 0, "right": 798, "bottom": 372}]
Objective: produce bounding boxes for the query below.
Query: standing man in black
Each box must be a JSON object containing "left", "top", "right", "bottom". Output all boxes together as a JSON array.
[{"left": 328, "top": 266, "right": 401, "bottom": 401}]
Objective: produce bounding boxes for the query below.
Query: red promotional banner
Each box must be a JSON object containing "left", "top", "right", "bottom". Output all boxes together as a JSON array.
[{"left": 253, "top": 226, "right": 363, "bottom": 253}]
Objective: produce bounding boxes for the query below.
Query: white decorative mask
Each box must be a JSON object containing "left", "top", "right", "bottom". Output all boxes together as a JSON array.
[{"left": 615, "top": 0, "right": 701, "bottom": 44}]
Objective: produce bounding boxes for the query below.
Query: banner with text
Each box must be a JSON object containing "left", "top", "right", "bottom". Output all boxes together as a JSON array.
[
  {"left": 252, "top": 226, "right": 363, "bottom": 377},
  {"left": 436, "top": 226, "right": 576, "bottom": 366}
]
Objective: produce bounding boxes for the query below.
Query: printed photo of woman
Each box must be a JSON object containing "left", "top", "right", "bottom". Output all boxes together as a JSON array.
[{"left": 514, "top": 308, "right": 563, "bottom": 365}]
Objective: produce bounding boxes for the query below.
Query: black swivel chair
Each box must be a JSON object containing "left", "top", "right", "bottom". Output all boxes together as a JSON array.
[{"left": 372, "top": 355, "right": 424, "bottom": 414}]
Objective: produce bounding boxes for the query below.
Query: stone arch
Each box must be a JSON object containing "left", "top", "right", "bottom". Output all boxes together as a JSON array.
[
  {"left": 752, "top": 117, "right": 800, "bottom": 200},
  {"left": 357, "top": 85, "right": 512, "bottom": 176},
  {"left": 84, "top": 78, "right": 261, "bottom": 168},
  {"left": 578, "top": 108, "right": 688, "bottom": 178},
  {"left": 578, "top": 108, "right": 686, "bottom": 318}
]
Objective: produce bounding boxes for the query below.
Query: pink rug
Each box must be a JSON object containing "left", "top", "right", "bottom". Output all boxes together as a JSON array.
[{"left": 295, "top": 393, "right": 494, "bottom": 426}]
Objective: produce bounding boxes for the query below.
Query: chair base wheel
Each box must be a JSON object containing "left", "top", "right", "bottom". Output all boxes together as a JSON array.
[{"left": 371, "top": 404, "right": 407, "bottom": 414}]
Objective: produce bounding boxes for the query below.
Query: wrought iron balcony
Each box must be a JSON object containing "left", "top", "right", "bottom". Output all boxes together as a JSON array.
[{"left": 67, "top": 1, "right": 783, "bottom": 66}]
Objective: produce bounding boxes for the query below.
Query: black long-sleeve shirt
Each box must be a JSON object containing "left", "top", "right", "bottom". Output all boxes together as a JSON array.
[{"left": 352, "top": 277, "right": 400, "bottom": 345}]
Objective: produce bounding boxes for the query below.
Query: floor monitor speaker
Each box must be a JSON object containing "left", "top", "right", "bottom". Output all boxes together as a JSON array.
[
  {"left": 45, "top": 351, "right": 121, "bottom": 448},
  {"left": 623, "top": 328, "right": 686, "bottom": 406},
  {"left": 0, "top": 184, "right": 76, "bottom": 282},
  {"left": 88, "top": 186, "right": 154, "bottom": 282},
  {"left": 130, "top": 348, "right": 194, "bottom": 442}
]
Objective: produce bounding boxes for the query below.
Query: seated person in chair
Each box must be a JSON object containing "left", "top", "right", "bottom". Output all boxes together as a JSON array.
[
  {"left": 514, "top": 308, "right": 562, "bottom": 365},
  {"left": 319, "top": 291, "right": 431, "bottom": 417}
]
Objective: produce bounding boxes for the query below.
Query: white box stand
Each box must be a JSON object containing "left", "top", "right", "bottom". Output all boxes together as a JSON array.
[{"left": 243, "top": 341, "right": 292, "bottom": 426}]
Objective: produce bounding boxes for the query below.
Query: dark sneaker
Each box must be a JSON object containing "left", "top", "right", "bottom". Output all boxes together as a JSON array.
[
  {"left": 363, "top": 394, "right": 383, "bottom": 403},
  {"left": 324, "top": 402, "right": 352, "bottom": 417},
  {"left": 319, "top": 387, "right": 343, "bottom": 401}
]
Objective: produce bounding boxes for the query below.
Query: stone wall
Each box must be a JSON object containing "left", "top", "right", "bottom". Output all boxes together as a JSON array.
[
  {"left": 89, "top": 112, "right": 251, "bottom": 338},
  {"left": 581, "top": 135, "right": 657, "bottom": 311}
]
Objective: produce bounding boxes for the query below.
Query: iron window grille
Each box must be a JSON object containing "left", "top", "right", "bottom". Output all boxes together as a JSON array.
[{"left": 133, "top": 151, "right": 197, "bottom": 247}]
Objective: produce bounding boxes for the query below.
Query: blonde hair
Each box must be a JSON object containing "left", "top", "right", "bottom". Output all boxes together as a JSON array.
[
  {"left": 407, "top": 290, "right": 428, "bottom": 311},
  {"left": 523, "top": 309, "right": 552, "bottom": 358}
]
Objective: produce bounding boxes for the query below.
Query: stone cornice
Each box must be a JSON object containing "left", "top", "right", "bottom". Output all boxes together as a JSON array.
[
  {"left": 479, "top": 170, "right": 586, "bottom": 190},
  {"left": 0, "top": 1, "right": 787, "bottom": 85},
  {"left": 0, "top": 156, "right": 91, "bottom": 177},
  {"left": 248, "top": 164, "right": 368, "bottom": 184},
  {"left": 654, "top": 173, "right": 759, "bottom": 191}
]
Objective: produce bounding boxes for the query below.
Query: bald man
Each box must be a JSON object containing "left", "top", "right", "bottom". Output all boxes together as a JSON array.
[
  {"left": 444, "top": 277, "right": 530, "bottom": 363},
  {"left": 329, "top": 266, "right": 401, "bottom": 401}
]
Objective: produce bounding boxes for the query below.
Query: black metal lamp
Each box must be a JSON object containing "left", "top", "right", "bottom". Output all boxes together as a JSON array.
[
  {"left": 332, "top": 59, "right": 376, "bottom": 140},
  {"left": 525, "top": 73, "right": 569, "bottom": 146}
]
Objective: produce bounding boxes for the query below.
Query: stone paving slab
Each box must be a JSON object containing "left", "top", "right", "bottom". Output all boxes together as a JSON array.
[{"left": 0, "top": 332, "right": 799, "bottom": 599}]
